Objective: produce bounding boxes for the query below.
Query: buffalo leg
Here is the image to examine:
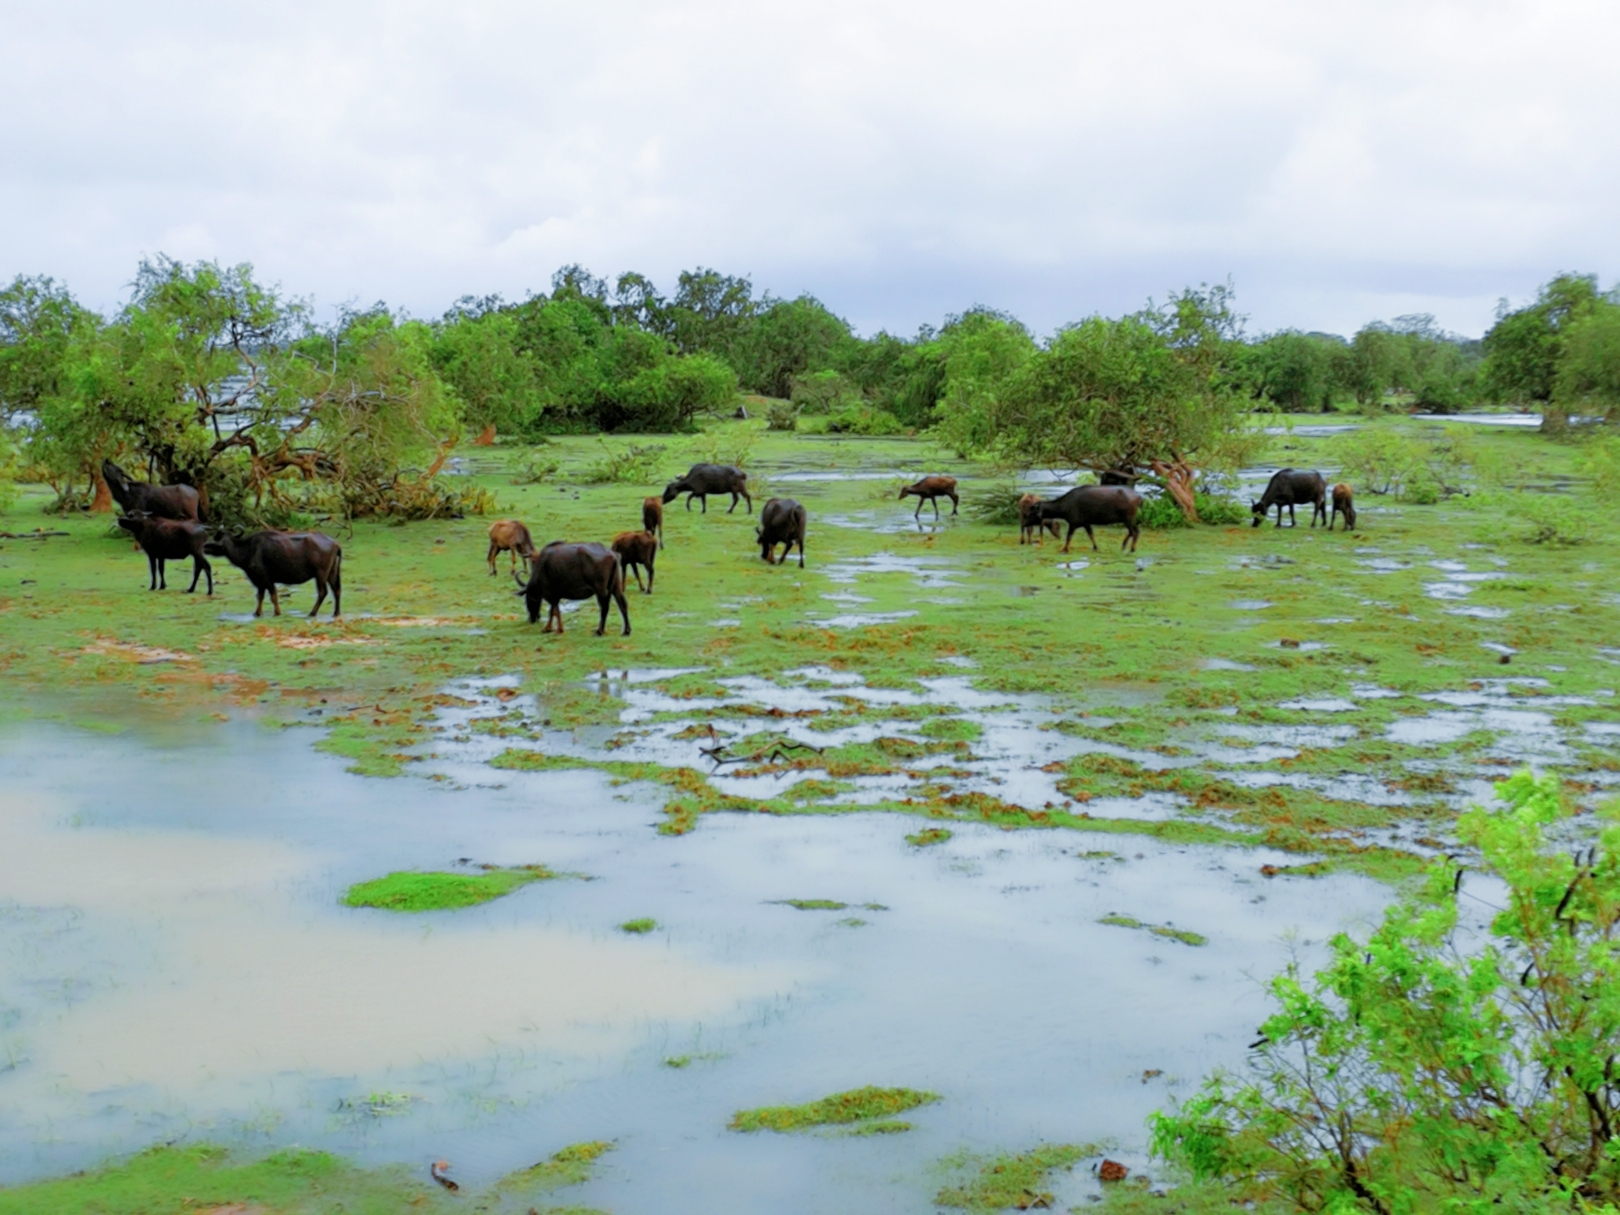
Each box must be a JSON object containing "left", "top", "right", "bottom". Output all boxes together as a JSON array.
[
  {"left": 728, "top": 492, "right": 739, "bottom": 514},
  {"left": 645, "top": 557, "right": 654, "bottom": 594},
  {"left": 629, "top": 563, "right": 646, "bottom": 592},
  {"left": 595, "top": 593, "right": 610, "bottom": 635},
  {"left": 1062, "top": 523, "right": 1074, "bottom": 553},
  {"left": 1086, "top": 525, "right": 1099, "bottom": 552},
  {"left": 741, "top": 490, "right": 752, "bottom": 512},
  {"left": 330, "top": 564, "right": 341, "bottom": 616},
  {"left": 147, "top": 553, "right": 159, "bottom": 590},
  {"left": 796, "top": 537, "right": 805, "bottom": 568},
  {"left": 186, "top": 555, "right": 211, "bottom": 594},
  {"left": 310, "top": 577, "right": 328, "bottom": 617},
  {"left": 950, "top": 492, "right": 959, "bottom": 515},
  {"left": 254, "top": 585, "right": 267, "bottom": 617},
  {"left": 487, "top": 542, "right": 498, "bottom": 575},
  {"left": 613, "top": 584, "right": 631, "bottom": 635},
  {"left": 932, "top": 497, "right": 942, "bottom": 520},
  {"left": 269, "top": 584, "right": 282, "bottom": 616},
  {"left": 913, "top": 498, "right": 922, "bottom": 519}
]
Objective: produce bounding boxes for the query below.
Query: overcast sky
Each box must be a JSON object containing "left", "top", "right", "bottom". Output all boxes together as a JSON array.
[{"left": 3, "top": 0, "right": 1616, "bottom": 340}]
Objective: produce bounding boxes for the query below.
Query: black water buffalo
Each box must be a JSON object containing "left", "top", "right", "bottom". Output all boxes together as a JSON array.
[
  {"left": 1037, "top": 485, "right": 1143, "bottom": 553},
  {"left": 1251, "top": 469, "right": 1327, "bottom": 528},
  {"left": 205, "top": 530, "right": 343, "bottom": 617},
  {"left": 662, "top": 464, "right": 751, "bottom": 513},
  {"left": 898, "top": 475, "right": 958, "bottom": 519},
  {"left": 102, "top": 460, "right": 202, "bottom": 521},
  {"left": 756, "top": 497, "right": 806, "bottom": 567},
  {"left": 117, "top": 514, "right": 213, "bottom": 594},
  {"left": 1330, "top": 483, "right": 1357, "bottom": 531},
  {"left": 515, "top": 541, "right": 630, "bottom": 635}
]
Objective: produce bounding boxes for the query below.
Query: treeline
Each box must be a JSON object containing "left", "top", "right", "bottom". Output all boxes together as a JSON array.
[{"left": 0, "top": 258, "right": 1616, "bottom": 525}]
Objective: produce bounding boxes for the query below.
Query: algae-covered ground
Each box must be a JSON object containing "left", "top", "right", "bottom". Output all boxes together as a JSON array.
[{"left": 2, "top": 414, "right": 1617, "bottom": 1208}]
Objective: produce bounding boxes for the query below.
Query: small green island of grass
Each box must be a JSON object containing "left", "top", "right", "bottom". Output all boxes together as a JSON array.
[
  {"left": 343, "top": 864, "right": 558, "bottom": 912},
  {"left": 729, "top": 1086, "right": 939, "bottom": 1133}
]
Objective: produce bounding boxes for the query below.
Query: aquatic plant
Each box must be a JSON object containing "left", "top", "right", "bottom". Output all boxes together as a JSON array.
[
  {"left": 618, "top": 917, "right": 657, "bottom": 933},
  {"left": 906, "top": 828, "right": 953, "bottom": 847},
  {"left": 730, "top": 1086, "right": 938, "bottom": 1132},
  {"left": 342, "top": 864, "right": 556, "bottom": 912},
  {"left": 493, "top": 1141, "right": 614, "bottom": 1196},
  {"left": 1150, "top": 771, "right": 1620, "bottom": 1211},
  {"left": 1099, "top": 913, "right": 1208, "bottom": 947},
  {"left": 934, "top": 1143, "right": 1097, "bottom": 1210}
]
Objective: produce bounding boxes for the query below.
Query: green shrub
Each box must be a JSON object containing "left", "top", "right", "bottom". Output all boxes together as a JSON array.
[
  {"left": 765, "top": 399, "right": 798, "bottom": 431},
  {"left": 1519, "top": 494, "right": 1598, "bottom": 545},
  {"left": 1150, "top": 771, "right": 1620, "bottom": 1212},
  {"left": 1139, "top": 491, "right": 1248, "bottom": 528},
  {"left": 825, "top": 405, "right": 906, "bottom": 435},
  {"left": 789, "top": 369, "right": 862, "bottom": 416},
  {"left": 510, "top": 453, "right": 561, "bottom": 485},
  {"left": 965, "top": 483, "right": 1026, "bottom": 525},
  {"left": 581, "top": 441, "right": 666, "bottom": 485}
]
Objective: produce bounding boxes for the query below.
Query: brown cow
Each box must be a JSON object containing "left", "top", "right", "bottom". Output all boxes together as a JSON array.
[
  {"left": 642, "top": 497, "right": 664, "bottom": 549},
  {"left": 1330, "top": 483, "right": 1357, "bottom": 531},
  {"left": 487, "top": 519, "right": 537, "bottom": 576},
  {"left": 612, "top": 530, "right": 658, "bottom": 593},
  {"left": 898, "top": 475, "right": 958, "bottom": 519},
  {"left": 1018, "top": 494, "right": 1062, "bottom": 545}
]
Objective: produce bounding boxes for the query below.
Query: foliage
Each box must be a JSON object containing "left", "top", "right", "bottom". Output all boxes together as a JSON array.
[
  {"left": 734, "top": 296, "right": 856, "bottom": 398},
  {"left": 1098, "top": 912, "right": 1207, "bottom": 945},
  {"left": 729, "top": 1086, "right": 939, "bottom": 1132},
  {"left": 1482, "top": 274, "right": 1605, "bottom": 418},
  {"left": 764, "top": 398, "right": 799, "bottom": 431},
  {"left": 906, "top": 827, "right": 953, "bottom": 846},
  {"left": 0, "top": 1142, "right": 444, "bottom": 1215},
  {"left": 1241, "top": 331, "right": 1344, "bottom": 412},
  {"left": 429, "top": 304, "right": 542, "bottom": 435},
  {"left": 1554, "top": 298, "right": 1620, "bottom": 422},
  {"left": 1576, "top": 435, "right": 1620, "bottom": 494},
  {"left": 1333, "top": 316, "right": 1481, "bottom": 412},
  {"left": 581, "top": 441, "right": 667, "bottom": 485},
  {"left": 342, "top": 865, "right": 556, "bottom": 911},
  {"left": 1149, "top": 770, "right": 1620, "bottom": 1213},
  {"left": 821, "top": 404, "right": 907, "bottom": 435},
  {"left": 619, "top": 917, "right": 657, "bottom": 933},
  {"left": 0, "top": 276, "right": 96, "bottom": 425},
  {"left": 790, "top": 369, "right": 862, "bottom": 415},
  {"left": 492, "top": 1141, "right": 613, "bottom": 1197},
  {"left": 511, "top": 453, "right": 561, "bottom": 484},
  {"left": 687, "top": 428, "right": 756, "bottom": 469},
  {"left": 965, "top": 482, "right": 1028, "bottom": 525},
  {"left": 1139, "top": 491, "right": 1248, "bottom": 529},
  {"left": 1517, "top": 494, "right": 1600, "bottom": 546},
  {"left": 935, "top": 1143, "right": 1095, "bottom": 1210}
]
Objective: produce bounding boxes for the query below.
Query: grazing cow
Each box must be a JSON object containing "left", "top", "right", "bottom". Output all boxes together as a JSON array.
[
  {"left": 205, "top": 530, "right": 343, "bottom": 617},
  {"left": 116, "top": 513, "right": 213, "bottom": 594},
  {"left": 1018, "top": 494, "right": 1063, "bottom": 545},
  {"left": 1251, "top": 468, "right": 1328, "bottom": 528},
  {"left": 1330, "top": 483, "right": 1357, "bottom": 531},
  {"left": 641, "top": 496, "right": 664, "bottom": 549},
  {"left": 514, "top": 541, "right": 630, "bottom": 635},
  {"left": 662, "top": 464, "right": 751, "bottom": 514},
  {"left": 756, "top": 498, "right": 807, "bottom": 568},
  {"left": 1037, "top": 485, "right": 1143, "bottom": 553},
  {"left": 612, "top": 530, "right": 659, "bottom": 593},
  {"left": 898, "top": 475, "right": 958, "bottom": 519},
  {"left": 486, "top": 519, "right": 537, "bottom": 576},
  {"left": 102, "top": 460, "right": 201, "bottom": 521}
]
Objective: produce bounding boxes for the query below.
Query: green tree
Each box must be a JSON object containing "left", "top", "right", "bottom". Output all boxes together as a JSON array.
[
  {"left": 931, "top": 309, "right": 1038, "bottom": 455},
  {"left": 0, "top": 276, "right": 96, "bottom": 424},
  {"left": 732, "top": 295, "right": 854, "bottom": 398},
  {"left": 1554, "top": 297, "right": 1620, "bottom": 422},
  {"left": 1244, "top": 332, "right": 1342, "bottom": 412},
  {"left": 430, "top": 305, "right": 541, "bottom": 436},
  {"left": 1482, "top": 274, "right": 1603, "bottom": 426},
  {"left": 664, "top": 268, "right": 757, "bottom": 363},
  {"left": 1151, "top": 771, "right": 1620, "bottom": 1213}
]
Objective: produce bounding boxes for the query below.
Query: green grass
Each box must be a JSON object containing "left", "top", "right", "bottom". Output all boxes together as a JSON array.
[
  {"left": 342, "top": 865, "right": 556, "bottom": 911},
  {"left": 934, "top": 1143, "right": 1098, "bottom": 1210},
  {"left": 619, "top": 917, "right": 658, "bottom": 933},
  {"left": 771, "top": 898, "right": 848, "bottom": 910},
  {"left": 1099, "top": 913, "right": 1208, "bottom": 947},
  {"left": 0, "top": 1143, "right": 449, "bottom": 1215},
  {"left": 729, "top": 1086, "right": 940, "bottom": 1132},
  {"left": 491, "top": 1141, "right": 613, "bottom": 1196}
]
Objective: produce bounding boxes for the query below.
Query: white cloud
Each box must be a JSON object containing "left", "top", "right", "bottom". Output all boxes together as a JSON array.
[{"left": 2, "top": 0, "right": 1616, "bottom": 338}]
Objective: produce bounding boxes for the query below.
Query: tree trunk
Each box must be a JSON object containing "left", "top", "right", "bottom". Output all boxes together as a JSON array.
[
  {"left": 474, "top": 424, "right": 497, "bottom": 446},
  {"left": 1150, "top": 459, "right": 1200, "bottom": 523},
  {"left": 88, "top": 469, "right": 113, "bottom": 513}
]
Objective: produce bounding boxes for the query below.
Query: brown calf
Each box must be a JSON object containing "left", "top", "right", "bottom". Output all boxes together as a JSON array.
[
  {"left": 641, "top": 497, "right": 664, "bottom": 549},
  {"left": 1330, "top": 484, "right": 1357, "bottom": 531},
  {"left": 487, "top": 519, "right": 537, "bottom": 576},
  {"left": 898, "top": 475, "right": 959, "bottom": 519},
  {"left": 1018, "top": 494, "right": 1062, "bottom": 544},
  {"left": 612, "top": 530, "right": 658, "bottom": 593}
]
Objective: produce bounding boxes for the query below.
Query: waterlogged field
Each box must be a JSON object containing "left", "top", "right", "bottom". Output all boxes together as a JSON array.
[{"left": 0, "top": 416, "right": 1616, "bottom": 1212}]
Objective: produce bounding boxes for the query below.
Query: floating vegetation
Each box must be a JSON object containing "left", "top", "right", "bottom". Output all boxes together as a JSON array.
[
  {"left": 837, "top": 917, "right": 870, "bottom": 927},
  {"left": 491, "top": 1140, "right": 615, "bottom": 1201},
  {"left": 842, "top": 1119, "right": 913, "bottom": 1136},
  {"left": 907, "top": 827, "right": 953, "bottom": 847},
  {"left": 729, "top": 1086, "right": 939, "bottom": 1132},
  {"left": 935, "top": 1143, "right": 1097, "bottom": 1210},
  {"left": 618, "top": 917, "right": 658, "bottom": 934},
  {"left": 336, "top": 1090, "right": 418, "bottom": 1119},
  {"left": 342, "top": 864, "right": 557, "bottom": 912},
  {"left": 1098, "top": 913, "right": 1208, "bottom": 947}
]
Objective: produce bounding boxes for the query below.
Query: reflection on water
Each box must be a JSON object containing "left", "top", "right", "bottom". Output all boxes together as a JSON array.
[{"left": 0, "top": 720, "right": 1390, "bottom": 1211}]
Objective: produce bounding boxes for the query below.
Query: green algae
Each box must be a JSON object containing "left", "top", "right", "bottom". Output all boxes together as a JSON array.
[
  {"left": 619, "top": 916, "right": 658, "bottom": 933},
  {"left": 1099, "top": 913, "right": 1208, "bottom": 947},
  {"left": 730, "top": 1086, "right": 940, "bottom": 1132},
  {"left": 342, "top": 864, "right": 557, "bottom": 911},
  {"left": 0, "top": 1142, "right": 448, "bottom": 1215},
  {"left": 934, "top": 1143, "right": 1099, "bottom": 1210}
]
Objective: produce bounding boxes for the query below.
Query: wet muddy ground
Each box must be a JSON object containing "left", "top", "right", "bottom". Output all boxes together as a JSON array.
[{"left": 0, "top": 417, "right": 1616, "bottom": 1208}]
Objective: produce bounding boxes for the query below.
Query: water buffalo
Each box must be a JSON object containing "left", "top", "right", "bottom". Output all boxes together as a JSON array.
[
  {"left": 102, "top": 460, "right": 201, "bottom": 521},
  {"left": 642, "top": 496, "right": 664, "bottom": 549},
  {"left": 487, "top": 519, "right": 537, "bottom": 576},
  {"left": 116, "top": 513, "right": 213, "bottom": 594},
  {"left": 898, "top": 475, "right": 958, "bottom": 519},
  {"left": 205, "top": 529, "right": 343, "bottom": 617},
  {"left": 1037, "top": 485, "right": 1143, "bottom": 553},
  {"left": 662, "top": 464, "right": 751, "bottom": 514},
  {"left": 515, "top": 541, "right": 629, "bottom": 635},
  {"left": 612, "top": 530, "right": 658, "bottom": 593},
  {"left": 756, "top": 497, "right": 806, "bottom": 567},
  {"left": 1018, "top": 494, "right": 1062, "bottom": 545},
  {"left": 1330, "top": 483, "right": 1356, "bottom": 531},
  {"left": 1251, "top": 469, "right": 1327, "bottom": 528},
  {"left": 1099, "top": 470, "right": 1137, "bottom": 487}
]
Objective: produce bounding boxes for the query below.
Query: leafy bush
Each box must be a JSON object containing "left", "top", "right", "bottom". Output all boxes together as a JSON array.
[
  {"left": 965, "top": 483, "right": 1026, "bottom": 525},
  {"left": 687, "top": 430, "right": 756, "bottom": 469},
  {"left": 765, "top": 399, "right": 799, "bottom": 431},
  {"left": 1139, "top": 491, "right": 1247, "bottom": 528},
  {"left": 789, "top": 369, "right": 862, "bottom": 416},
  {"left": 510, "top": 453, "right": 561, "bottom": 485},
  {"left": 1518, "top": 494, "right": 1598, "bottom": 545},
  {"left": 582, "top": 441, "right": 666, "bottom": 485},
  {"left": 1150, "top": 770, "right": 1620, "bottom": 1212},
  {"left": 824, "top": 405, "right": 906, "bottom": 435},
  {"left": 1332, "top": 428, "right": 1426, "bottom": 496}
]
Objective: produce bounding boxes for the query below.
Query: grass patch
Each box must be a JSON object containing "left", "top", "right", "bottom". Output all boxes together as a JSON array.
[
  {"left": 729, "top": 1086, "right": 939, "bottom": 1132},
  {"left": 492, "top": 1141, "right": 614, "bottom": 1198},
  {"left": 619, "top": 917, "right": 658, "bottom": 933},
  {"left": 772, "top": 898, "right": 848, "bottom": 910},
  {"left": 0, "top": 1143, "right": 447, "bottom": 1215},
  {"left": 842, "top": 1119, "right": 913, "bottom": 1135},
  {"left": 1099, "top": 913, "right": 1207, "bottom": 947},
  {"left": 907, "top": 827, "right": 953, "bottom": 846},
  {"left": 342, "top": 865, "right": 556, "bottom": 912},
  {"left": 935, "top": 1143, "right": 1097, "bottom": 1210}
]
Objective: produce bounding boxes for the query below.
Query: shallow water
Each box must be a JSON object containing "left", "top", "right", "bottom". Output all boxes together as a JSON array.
[{"left": 0, "top": 721, "right": 1392, "bottom": 1210}]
